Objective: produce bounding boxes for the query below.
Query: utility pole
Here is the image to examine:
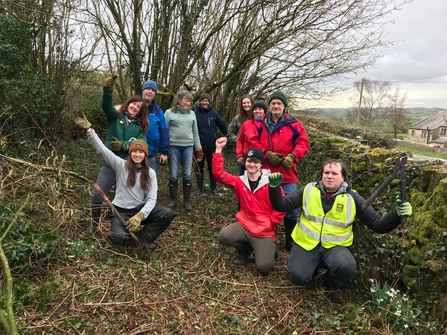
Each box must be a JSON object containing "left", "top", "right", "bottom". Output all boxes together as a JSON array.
[{"left": 357, "top": 78, "right": 364, "bottom": 124}]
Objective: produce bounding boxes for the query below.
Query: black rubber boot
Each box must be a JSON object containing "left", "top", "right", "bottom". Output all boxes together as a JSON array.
[
  {"left": 193, "top": 174, "right": 204, "bottom": 195},
  {"left": 283, "top": 219, "right": 296, "bottom": 251},
  {"left": 183, "top": 182, "right": 193, "bottom": 212},
  {"left": 88, "top": 207, "right": 102, "bottom": 234},
  {"left": 167, "top": 182, "right": 178, "bottom": 209}
]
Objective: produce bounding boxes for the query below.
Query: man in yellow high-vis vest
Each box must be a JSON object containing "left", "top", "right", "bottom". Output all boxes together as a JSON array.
[{"left": 268, "top": 159, "right": 412, "bottom": 304}]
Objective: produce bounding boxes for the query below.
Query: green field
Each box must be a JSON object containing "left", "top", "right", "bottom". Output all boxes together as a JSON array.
[{"left": 396, "top": 145, "right": 447, "bottom": 160}]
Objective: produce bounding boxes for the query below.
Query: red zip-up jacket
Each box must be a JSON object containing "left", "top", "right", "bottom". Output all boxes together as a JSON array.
[
  {"left": 236, "top": 118, "right": 266, "bottom": 159},
  {"left": 212, "top": 153, "right": 285, "bottom": 239},
  {"left": 255, "top": 113, "right": 310, "bottom": 184}
]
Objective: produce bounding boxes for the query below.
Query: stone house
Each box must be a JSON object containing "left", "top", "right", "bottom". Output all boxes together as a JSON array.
[{"left": 407, "top": 110, "right": 447, "bottom": 148}]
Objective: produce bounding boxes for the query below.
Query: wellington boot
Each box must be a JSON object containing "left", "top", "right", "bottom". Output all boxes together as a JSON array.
[
  {"left": 167, "top": 182, "right": 178, "bottom": 209},
  {"left": 193, "top": 174, "right": 204, "bottom": 195},
  {"left": 183, "top": 183, "right": 193, "bottom": 212}
]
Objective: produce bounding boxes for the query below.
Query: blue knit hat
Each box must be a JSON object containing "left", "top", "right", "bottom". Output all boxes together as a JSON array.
[{"left": 142, "top": 80, "right": 158, "bottom": 92}]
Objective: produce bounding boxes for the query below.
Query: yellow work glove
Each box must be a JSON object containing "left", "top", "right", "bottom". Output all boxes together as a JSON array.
[
  {"left": 110, "top": 137, "right": 123, "bottom": 151},
  {"left": 282, "top": 153, "right": 295, "bottom": 169},
  {"left": 74, "top": 114, "right": 91, "bottom": 130},
  {"left": 268, "top": 172, "right": 284, "bottom": 188},
  {"left": 266, "top": 151, "right": 283, "bottom": 167},
  {"left": 104, "top": 75, "right": 117, "bottom": 90},
  {"left": 125, "top": 212, "right": 144, "bottom": 232}
]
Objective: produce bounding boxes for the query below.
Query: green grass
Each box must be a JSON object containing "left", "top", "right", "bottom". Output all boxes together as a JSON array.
[{"left": 396, "top": 145, "right": 447, "bottom": 160}]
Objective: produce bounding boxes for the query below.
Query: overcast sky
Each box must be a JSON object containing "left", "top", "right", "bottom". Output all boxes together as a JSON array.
[{"left": 304, "top": 0, "right": 447, "bottom": 109}]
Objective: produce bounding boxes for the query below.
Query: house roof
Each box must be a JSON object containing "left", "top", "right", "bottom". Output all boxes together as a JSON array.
[
  {"left": 410, "top": 110, "right": 447, "bottom": 130},
  {"left": 431, "top": 136, "right": 447, "bottom": 144}
]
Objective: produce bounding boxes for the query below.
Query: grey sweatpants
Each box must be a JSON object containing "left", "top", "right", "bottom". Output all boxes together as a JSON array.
[{"left": 218, "top": 222, "right": 277, "bottom": 275}]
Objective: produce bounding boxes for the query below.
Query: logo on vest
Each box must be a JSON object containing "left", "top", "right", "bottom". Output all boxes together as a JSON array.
[{"left": 336, "top": 203, "right": 344, "bottom": 212}]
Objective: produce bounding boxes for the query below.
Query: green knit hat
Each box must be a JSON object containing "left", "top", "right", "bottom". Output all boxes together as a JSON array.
[{"left": 269, "top": 91, "right": 288, "bottom": 107}]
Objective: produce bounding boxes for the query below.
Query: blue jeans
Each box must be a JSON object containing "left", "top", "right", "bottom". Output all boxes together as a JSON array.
[
  {"left": 91, "top": 165, "right": 116, "bottom": 207},
  {"left": 286, "top": 244, "right": 357, "bottom": 289},
  {"left": 169, "top": 146, "right": 193, "bottom": 184},
  {"left": 148, "top": 155, "right": 159, "bottom": 174},
  {"left": 280, "top": 182, "right": 299, "bottom": 221}
]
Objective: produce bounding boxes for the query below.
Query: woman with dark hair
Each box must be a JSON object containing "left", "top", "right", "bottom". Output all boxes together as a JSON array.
[
  {"left": 88, "top": 76, "right": 149, "bottom": 234},
  {"left": 75, "top": 116, "right": 175, "bottom": 247},
  {"left": 236, "top": 99, "right": 268, "bottom": 176},
  {"left": 228, "top": 95, "right": 253, "bottom": 148},
  {"left": 164, "top": 90, "right": 202, "bottom": 212}
]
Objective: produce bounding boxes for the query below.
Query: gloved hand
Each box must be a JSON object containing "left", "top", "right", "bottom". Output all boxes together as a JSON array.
[
  {"left": 282, "top": 153, "right": 295, "bottom": 169},
  {"left": 125, "top": 212, "right": 144, "bottom": 232},
  {"left": 237, "top": 157, "right": 244, "bottom": 166},
  {"left": 74, "top": 114, "right": 91, "bottom": 130},
  {"left": 195, "top": 149, "right": 204, "bottom": 162},
  {"left": 269, "top": 172, "right": 283, "bottom": 188},
  {"left": 110, "top": 137, "right": 123, "bottom": 151},
  {"left": 104, "top": 75, "right": 117, "bottom": 90},
  {"left": 396, "top": 200, "right": 412, "bottom": 217},
  {"left": 266, "top": 151, "right": 283, "bottom": 166}
]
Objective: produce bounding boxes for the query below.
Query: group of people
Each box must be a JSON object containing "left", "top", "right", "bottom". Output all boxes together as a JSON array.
[{"left": 76, "top": 76, "right": 413, "bottom": 304}]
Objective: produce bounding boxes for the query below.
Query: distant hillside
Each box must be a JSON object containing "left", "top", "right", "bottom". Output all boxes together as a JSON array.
[{"left": 298, "top": 107, "right": 444, "bottom": 122}]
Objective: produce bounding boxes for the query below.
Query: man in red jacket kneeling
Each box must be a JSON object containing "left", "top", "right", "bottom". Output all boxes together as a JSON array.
[{"left": 212, "top": 137, "right": 285, "bottom": 275}]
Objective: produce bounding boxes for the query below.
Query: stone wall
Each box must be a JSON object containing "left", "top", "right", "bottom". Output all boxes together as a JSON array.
[{"left": 399, "top": 139, "right": 447, "bottom": 155}]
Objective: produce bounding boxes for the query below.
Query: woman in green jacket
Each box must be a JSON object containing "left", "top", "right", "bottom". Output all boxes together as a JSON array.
[{"left": 89, "top": 76, "right": 149, "bottom": 233}]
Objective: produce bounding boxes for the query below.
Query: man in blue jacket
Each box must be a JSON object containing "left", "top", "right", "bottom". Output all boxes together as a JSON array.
[
  {"left": 194, "top": 93, "right": 228, "bottom": 195},
  {"left": 142, "top": 80, "right": 170, "bottom": 174}
]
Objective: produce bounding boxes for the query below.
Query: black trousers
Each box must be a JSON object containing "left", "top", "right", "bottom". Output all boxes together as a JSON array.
[{"left": 109, "top": 204, "right": 175, "bottom": 246}]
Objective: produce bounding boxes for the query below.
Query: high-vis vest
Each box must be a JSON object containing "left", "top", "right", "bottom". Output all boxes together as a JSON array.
[{"left": 292, "top": 183, "right": 356, "bottom": 250}]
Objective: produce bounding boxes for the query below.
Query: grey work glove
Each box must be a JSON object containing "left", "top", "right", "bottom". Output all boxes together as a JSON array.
[{"left": 237, "top": 157, "right": 245, "bottom": 166}]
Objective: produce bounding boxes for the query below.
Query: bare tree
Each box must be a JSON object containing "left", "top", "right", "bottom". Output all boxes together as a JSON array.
[
  {"left": 354, "top": 79, "right": 392, "bottom": 127},
  {"left": 386, "top": 87, "right": 408, "bottom": 138},
  {"left": 82, "top": 0, "right": 410, "bottom": 117}
]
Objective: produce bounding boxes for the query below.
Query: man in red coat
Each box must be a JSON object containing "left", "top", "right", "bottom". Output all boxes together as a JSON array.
[{"left": 255, "top": 91, "right": 310, "bottom": 251}]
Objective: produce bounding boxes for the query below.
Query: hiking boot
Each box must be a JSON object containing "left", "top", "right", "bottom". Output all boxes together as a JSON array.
[
  {"left": 211, "top": 189, "right": 220, "bottom": 196},
  {"left": 234, "top": 246, "right": 251, "bottom": 265},
  {"left": 330, "top": 289, "right": 343, "bottom": 304}
]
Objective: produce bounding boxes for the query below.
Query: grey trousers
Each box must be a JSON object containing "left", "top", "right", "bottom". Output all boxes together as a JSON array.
[
  {"left": 286, "top": 243, "right": 357, "bottom": 290},
  {"left": 218, "top": 222, "right": 277, "bottom": 275}
]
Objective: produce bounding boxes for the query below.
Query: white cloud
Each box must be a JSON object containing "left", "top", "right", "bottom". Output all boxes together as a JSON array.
[{"left": 303, "top": 0, "right": 447, "bottom": 109}]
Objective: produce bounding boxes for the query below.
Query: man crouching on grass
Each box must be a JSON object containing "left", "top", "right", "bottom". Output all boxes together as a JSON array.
[{"left": 212, "top": 137, "right": 285, "bottom": 275}]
